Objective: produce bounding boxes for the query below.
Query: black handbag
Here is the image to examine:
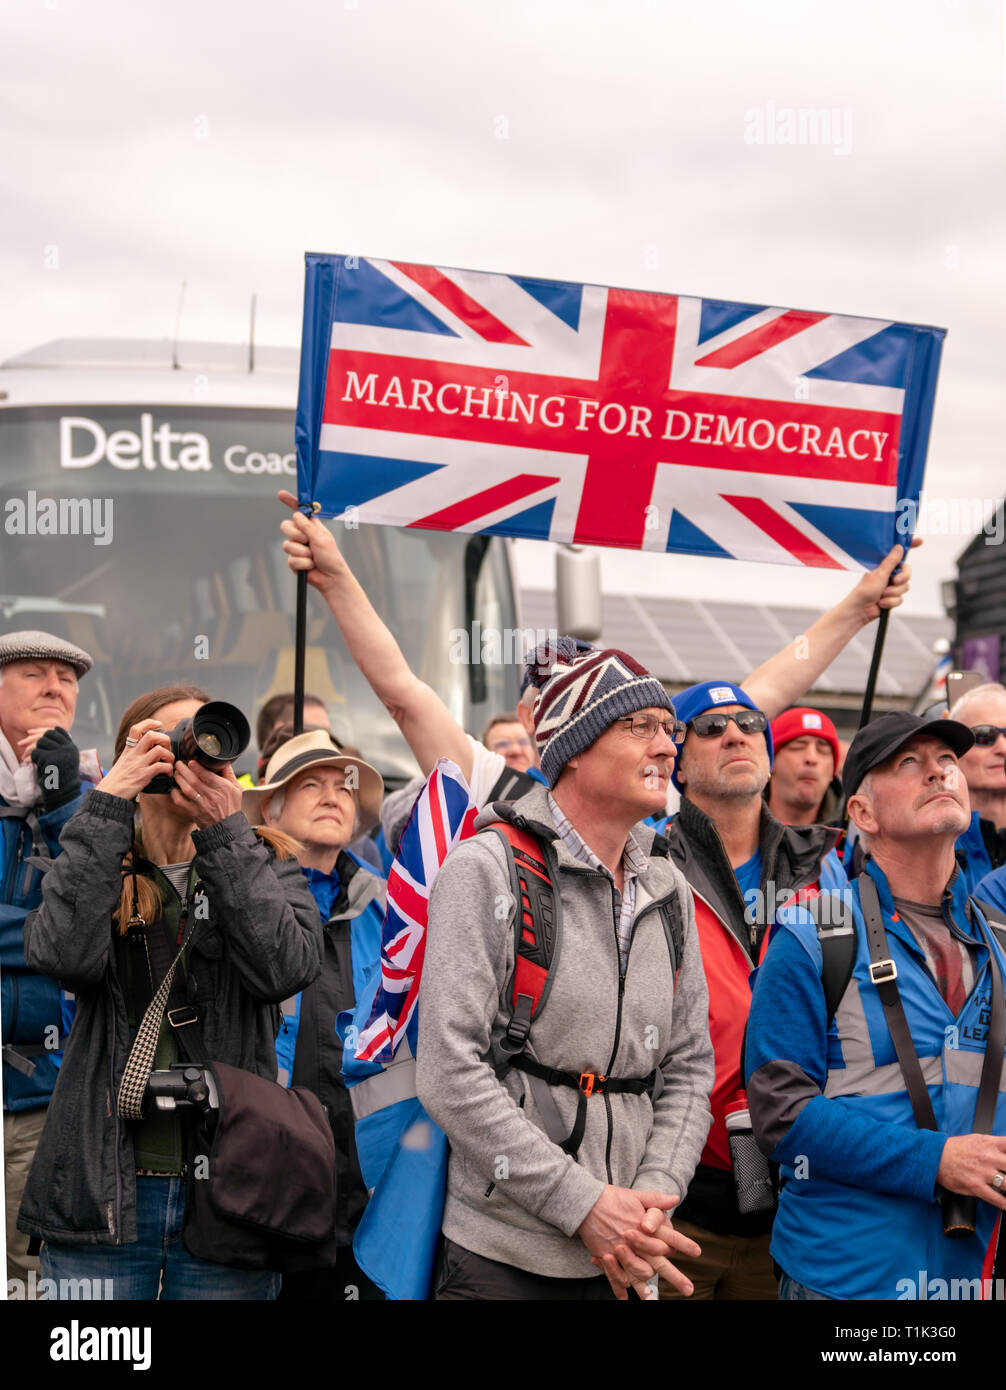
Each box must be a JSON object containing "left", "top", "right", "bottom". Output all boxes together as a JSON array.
[{"left": 180, "top": 1060, "right": 336, "bottom": 1271}]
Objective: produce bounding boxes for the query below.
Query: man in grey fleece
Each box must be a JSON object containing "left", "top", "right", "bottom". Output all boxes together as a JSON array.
[{"left": 417, "top": 644, "right": 715, "bottom": 1300}]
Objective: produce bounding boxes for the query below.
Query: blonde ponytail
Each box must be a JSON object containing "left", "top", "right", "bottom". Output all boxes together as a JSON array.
[{"left": 113, "top": 828, "right": 163, "bottom": 936}]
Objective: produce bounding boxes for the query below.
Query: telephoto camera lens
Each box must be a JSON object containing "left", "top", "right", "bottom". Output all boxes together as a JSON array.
[{"left": 144, "top": 701, "right": 250, "bottom": 793}]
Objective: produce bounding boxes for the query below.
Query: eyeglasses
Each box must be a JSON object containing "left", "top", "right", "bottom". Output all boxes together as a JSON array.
[
  {"left": 617, "top": 714, "right": 687, "bottom": 743},
  {"left": 490, "top": 736, "right": 532, "bottom": 752},
  {"left": 689, "top": 709, "right": 768, "bottom": 739},
  {"left": 971, "top": 724, "right": 1006, "bottom": 746}
]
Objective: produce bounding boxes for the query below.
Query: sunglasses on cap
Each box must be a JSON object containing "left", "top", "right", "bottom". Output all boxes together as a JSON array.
[
  {"left": 689, "top": 709, "right": 768, "bottom": 739},
  {"left": 971, "top": 724, "right": 1006, "bottom": 746}
]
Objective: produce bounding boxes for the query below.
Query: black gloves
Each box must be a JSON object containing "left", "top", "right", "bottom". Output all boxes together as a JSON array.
[{"left": 31, "top": 727, "right": 82, "bottom": 812}]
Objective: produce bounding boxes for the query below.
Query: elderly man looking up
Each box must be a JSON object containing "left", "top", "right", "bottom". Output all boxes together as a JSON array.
[
  {"left": 746, "top": 711, "right": 1006, "bottom": 1300},
  {"left": 1, "top": 631, "right": 97, "bottom": 1292}
]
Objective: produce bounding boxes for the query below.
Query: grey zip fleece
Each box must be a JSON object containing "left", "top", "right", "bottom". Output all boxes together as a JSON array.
[{"left": 416, "top": 785, "right": 714, "bottom": 1280}]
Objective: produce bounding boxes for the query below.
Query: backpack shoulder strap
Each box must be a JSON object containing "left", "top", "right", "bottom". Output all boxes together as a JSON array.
[
  {"left": 658, "top": 893, "right": 686, "bottom": 978},
  {"left": 972, "top": 897, "right": 1006, "bottom": 959},
  {"left": 486, "top": 767, "right": 540, "bottom": 804},
  {"left": 0, "top": 804, "right": 52, "bottom": 896},
  {"left": 488, "top": 821, "right": 561, "bottom": 1057},
  {"left": 742, "top": 885, "right": 857, "bottom": 1084},
  {"left": 803, "top": 886, "right": 857, "bottom": 1027}
]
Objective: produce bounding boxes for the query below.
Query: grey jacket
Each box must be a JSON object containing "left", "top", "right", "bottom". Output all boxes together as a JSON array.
[
  {"left": 416, "top": 785, "right": 715, "bottom": 1280},
  {"left": 18, "top": 789, "right": 323, "bottom": 1247}
]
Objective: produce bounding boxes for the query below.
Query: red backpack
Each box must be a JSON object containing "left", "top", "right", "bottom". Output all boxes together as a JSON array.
[{"left": 486, "top": 816, "right": 684, "bottom": 1164}]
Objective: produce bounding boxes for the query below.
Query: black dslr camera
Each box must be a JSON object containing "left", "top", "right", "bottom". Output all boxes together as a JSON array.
[
  {"left": 145, "top": 1064, "right": 219, "bottom": 1124},
  {"left": 145, "top": 701, "right": 251, "bottom": 794}
]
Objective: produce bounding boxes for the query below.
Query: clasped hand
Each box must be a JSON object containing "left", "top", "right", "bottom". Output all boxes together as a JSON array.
[{"left": 577, "top": 1186, "right": 699, "bottom": 1301}]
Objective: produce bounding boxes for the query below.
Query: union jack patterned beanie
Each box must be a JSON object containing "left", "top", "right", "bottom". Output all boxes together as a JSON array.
[{"left": 524, "top": 638, "right": 674, "bottom": 787}]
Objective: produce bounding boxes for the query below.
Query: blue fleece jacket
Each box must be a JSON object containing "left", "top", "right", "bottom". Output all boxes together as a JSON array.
[
  {"left": 1, "top": 787, "right": 91, "bottom": 1110},
  {"left": 955, "top": 811, "right": 994, "bottom": 894}
]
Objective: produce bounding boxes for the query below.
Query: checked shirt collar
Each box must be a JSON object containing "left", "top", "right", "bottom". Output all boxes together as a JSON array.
[{"left": 546, "top": 791, "right": 648, "bottom": 970}]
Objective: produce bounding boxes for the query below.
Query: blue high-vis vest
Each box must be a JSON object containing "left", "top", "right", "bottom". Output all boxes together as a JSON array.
[{"left": 746, "top": 858, "right": 1006, "bottom": 1300}]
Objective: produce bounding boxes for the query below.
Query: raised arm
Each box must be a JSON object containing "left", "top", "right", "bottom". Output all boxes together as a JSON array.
[
  {"left": 278, "top": 491, "right": 473, "bottom": 779},
  {"left": 741, "top": 540, "right": 920, "bottom": 720}
]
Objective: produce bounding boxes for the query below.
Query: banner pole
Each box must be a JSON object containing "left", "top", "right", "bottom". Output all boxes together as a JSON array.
[
  {"left": 858, "top": 609, "right": 891, "bottom": 730},
  {"left": 293, "top": 568, "right": 308, "bottom": 735}
]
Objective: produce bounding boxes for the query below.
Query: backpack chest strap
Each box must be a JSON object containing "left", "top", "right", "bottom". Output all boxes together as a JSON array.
[{"left": 502, "top": 1054, "right": 660, "bottom": 1157}]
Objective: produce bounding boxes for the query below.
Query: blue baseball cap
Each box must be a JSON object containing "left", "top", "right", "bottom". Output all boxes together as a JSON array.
[{"left": 671, "top": 680, "right": 774, "bottom": 792}]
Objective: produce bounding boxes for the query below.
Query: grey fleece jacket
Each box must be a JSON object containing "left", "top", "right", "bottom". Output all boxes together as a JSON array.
[{"left": 416, "top": 785, "right": 714, "bottom": 1280}]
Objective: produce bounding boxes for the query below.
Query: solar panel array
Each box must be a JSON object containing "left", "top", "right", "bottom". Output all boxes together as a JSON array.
[{"left": 519, "top": 589, "right": 952, "bottom": 700}]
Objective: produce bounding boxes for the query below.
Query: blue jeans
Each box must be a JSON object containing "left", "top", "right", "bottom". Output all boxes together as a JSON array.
[
  {"left": 778, "top": 1270, "right": 833, "bottom": 1301},
  {"left": 40, "top": 1177, "right": 279, "bottom": 1301}
]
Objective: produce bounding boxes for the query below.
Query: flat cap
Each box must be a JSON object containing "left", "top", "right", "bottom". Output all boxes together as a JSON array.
[{"left": 0, "top": 630, "right": 93, "bottom": 677}]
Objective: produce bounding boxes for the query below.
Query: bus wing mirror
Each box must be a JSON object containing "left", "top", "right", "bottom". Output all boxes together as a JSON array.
[{"left": 555, "top": 545, "right": 602, "bottom": 643}]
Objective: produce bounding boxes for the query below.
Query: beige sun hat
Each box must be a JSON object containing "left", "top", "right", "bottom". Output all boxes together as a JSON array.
[{"left": 242, "top": 729, "right": 384, "bottom": 832}]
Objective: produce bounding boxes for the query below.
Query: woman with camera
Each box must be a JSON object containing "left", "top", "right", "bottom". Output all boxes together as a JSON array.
[{"left": 17, "top": 685, "right": 323, "bottom": 1300}]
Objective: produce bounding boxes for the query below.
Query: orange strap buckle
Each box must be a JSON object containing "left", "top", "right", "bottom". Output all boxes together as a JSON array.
[{"left": 579, "top": 1072, "right": 605, "bottom": 1098}]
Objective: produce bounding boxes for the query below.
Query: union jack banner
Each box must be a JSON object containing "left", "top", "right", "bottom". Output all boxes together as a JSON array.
[
  {"left": 354, "top": 758, "right": 478, "bottom": 1063},
  {"left": 296, "top": 254, "right": 945, "bottom": 569}
]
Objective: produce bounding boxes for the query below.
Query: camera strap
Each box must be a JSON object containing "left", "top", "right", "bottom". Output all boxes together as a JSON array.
[
  {"left": 117, "top": 895, "right": 202, "bottom": 1122},
  {"left": 859, "top": 874, "right": 1005, "bottom": 1136}
]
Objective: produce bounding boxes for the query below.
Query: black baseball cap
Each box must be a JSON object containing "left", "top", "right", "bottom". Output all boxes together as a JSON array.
[{"left": 842, "top": 711, "right": 974, "bottom": 799}]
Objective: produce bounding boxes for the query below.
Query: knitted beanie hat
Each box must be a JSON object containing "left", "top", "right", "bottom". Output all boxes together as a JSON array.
[
  {"left": 524, "top": 637, "right": 673, "bottom": 787},
  {"left": 770, "top": 707, "right": 840, "bottom": 771}
]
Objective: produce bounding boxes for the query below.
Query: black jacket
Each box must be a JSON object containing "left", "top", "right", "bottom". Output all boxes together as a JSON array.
[
  {"left": 17, "top": 790, "right": 323, "bottom": 1247},
  {"left": 286, "top": 852, "right": 386, "bottom": 1260}
]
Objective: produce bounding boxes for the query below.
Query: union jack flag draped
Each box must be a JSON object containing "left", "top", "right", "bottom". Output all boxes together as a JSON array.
[
  {"left": 295, "top": 254, "right": 945, "bottom": 569},
  {"left": 338, "top": 758, "right": 478, "bottom": 1299},
  {"left": 354, "top": 758, "right": 478, "bottom": 1063}
]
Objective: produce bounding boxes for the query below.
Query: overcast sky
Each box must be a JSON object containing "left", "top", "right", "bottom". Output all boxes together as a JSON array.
[{"left": 5, "top": 0, "right": 1005, "bottom": 618}]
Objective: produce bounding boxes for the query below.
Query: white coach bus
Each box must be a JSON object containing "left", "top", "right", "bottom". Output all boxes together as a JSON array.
[{"left": 0, "top": 338, "right": 522, "bottom": 781}]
